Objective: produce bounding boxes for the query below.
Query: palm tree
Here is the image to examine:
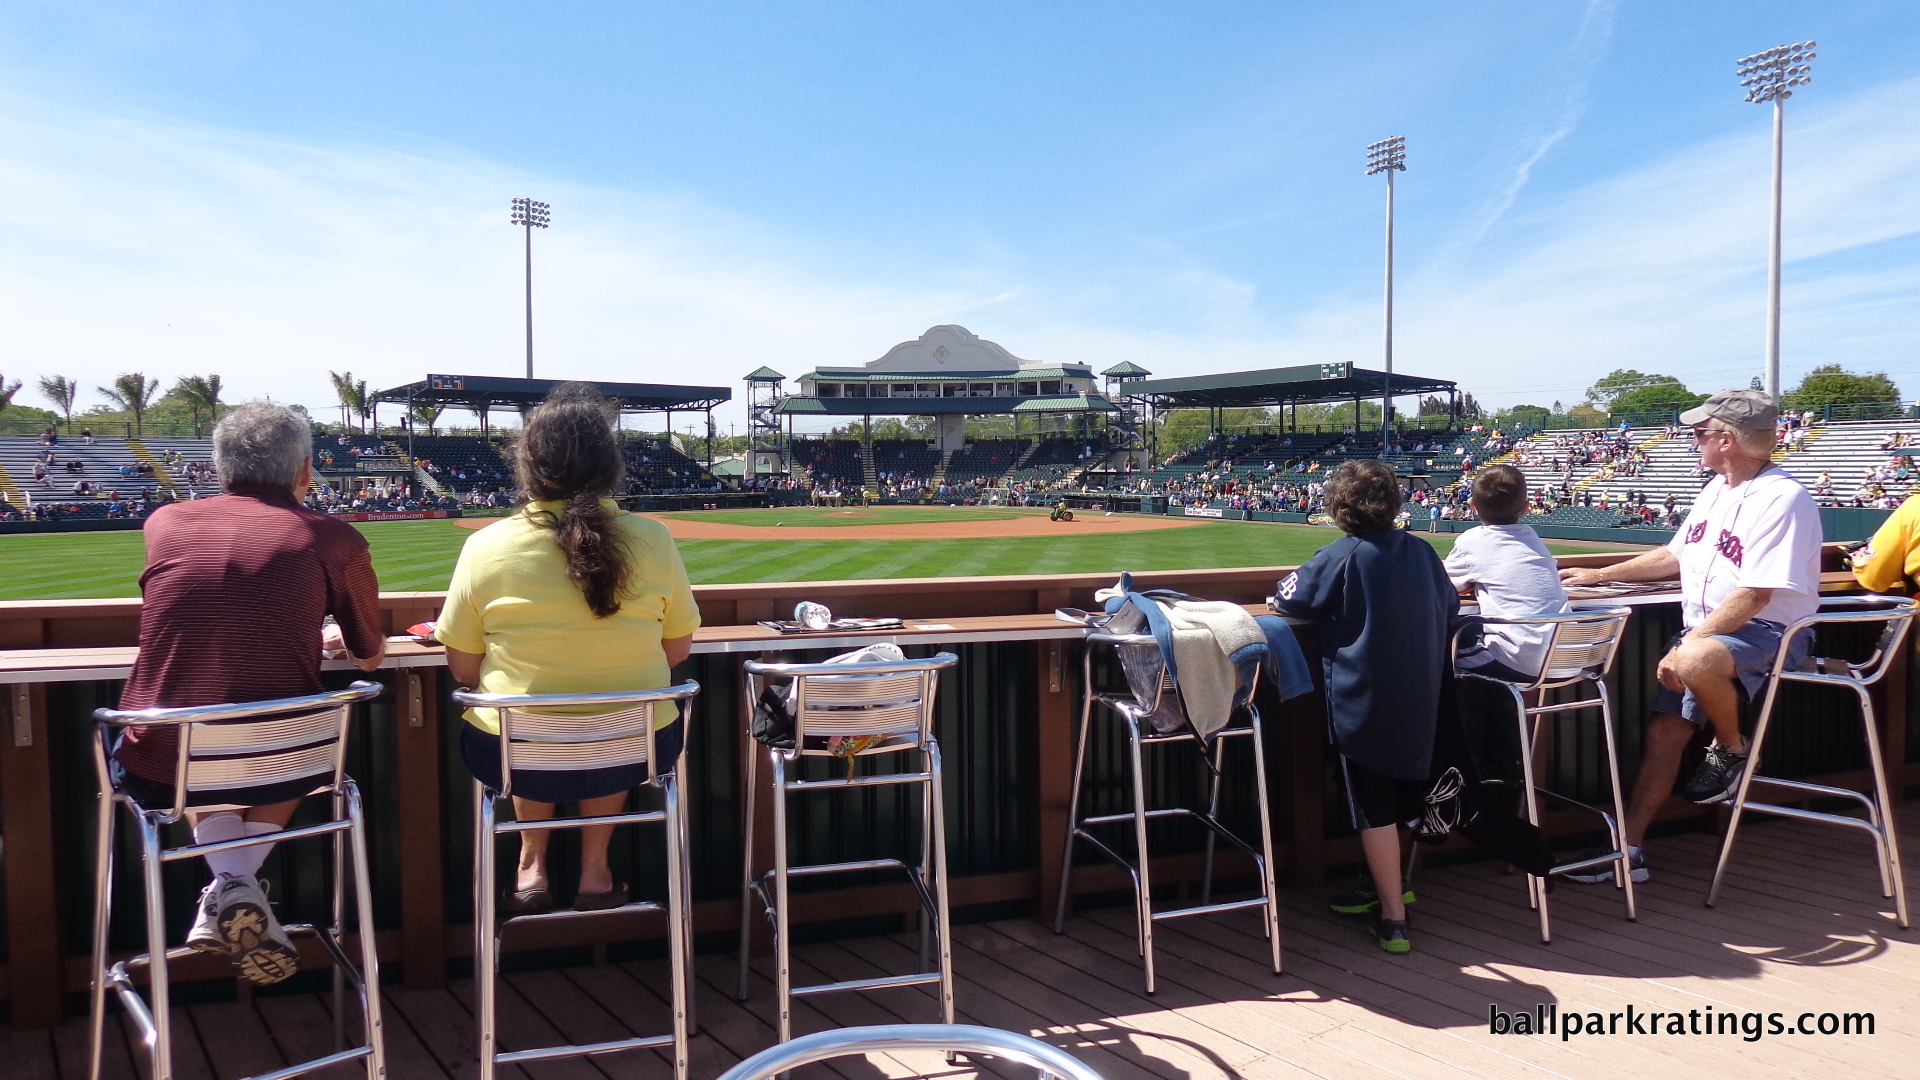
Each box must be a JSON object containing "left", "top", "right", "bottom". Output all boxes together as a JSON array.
[
  {"left": 329, "top": 370, "right": 369, "bottom": 432},
  {"left": 37, "top": 375, "right": 77, "bottom": 430},
  {"left": 0, "top": 372, "right": 21, "bottom": 420},
  {"left": 410, "top": 401, "right": 444, "bottom": 436},
  {"left": 172, "top": 374, "right": 224, "bottom": 433},
  {"left": 97, "top": 373, "right": 161, "bottom": 436}
]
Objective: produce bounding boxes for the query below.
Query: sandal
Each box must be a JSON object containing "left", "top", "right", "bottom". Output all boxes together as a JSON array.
[
  {"left": 573, "top": 883, "right": 630, "bottom": 912},
  {"left": 501, "top": 888, "right": 553, "bottom": 914}
]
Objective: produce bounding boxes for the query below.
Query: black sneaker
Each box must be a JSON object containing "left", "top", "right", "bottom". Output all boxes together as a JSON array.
[
  {"left": 1329, "top": 879, "right": 1417, "bottom": 915},
  {"left": 1681, "top": 745, "right": 1750, "bottom": 804},
  {"left": 1371, "top": 916, "right": 1411, "bottom": 954}
]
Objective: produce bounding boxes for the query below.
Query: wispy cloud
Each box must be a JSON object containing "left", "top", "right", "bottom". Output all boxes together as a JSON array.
[
  {"left": 1269, "top": 75, "right": 1920, "bottom": 407},
  {"left": 1449, "top": 0, "right": 1620, "bottom": 257}
]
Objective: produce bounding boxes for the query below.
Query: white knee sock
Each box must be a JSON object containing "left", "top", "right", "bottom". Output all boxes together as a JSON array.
[
  {"left": 194, "top": 812, "right": 249, "bottom": 880},
  {"left": 194, "top": 815, "right": 283, "bottom": 880},
  {"left": 236, "top": 821, "right": 283, "bottom": 878}
]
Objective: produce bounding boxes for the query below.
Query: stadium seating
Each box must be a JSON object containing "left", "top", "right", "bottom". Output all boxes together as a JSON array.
[
  {"left": 0, "top": 434, "right": 216, "bottom": 511},
  {"left": 791, "top": 439, "right": 864, "bottom": 490},
  {"left": 943, "top": 438, "right": 1025, "bottom": 483},
  {"left": 395, "top": 435, "right": 509, "bottom": 493},
  {"left": 1775, "top": 419, "right": 1920, "bottom": 506},
  {"left": 621, "top": 437, "right": 714, "bottom": 493}
]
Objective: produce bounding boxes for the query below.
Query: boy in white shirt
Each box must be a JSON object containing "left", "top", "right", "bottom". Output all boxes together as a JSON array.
[{"left": 1446, "top": 465, "right": 1569, "bottom": 680}]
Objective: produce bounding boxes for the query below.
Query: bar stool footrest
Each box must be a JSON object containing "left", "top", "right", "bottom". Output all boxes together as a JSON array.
[
  {"left": 1743, "top": 775, "right": 1878, "bottom": 810},
  {"left": 499, "top": 1033, "right": 675, "bottom": 1064},
  {"left": 500, "top": 900, "right": 665, "bottom": 932},
  {"left": 1730, "top": 799, "right": 1886, "bottom": 836},
  {"left": 239, "top": 1044, "right": 375, "bottom": 1080},
  {"left": 789, "top": 971, "right": 944, "bottom": 997},
  {"left": 1150, "top": 896, "right": 1272, "bottom": 921}
]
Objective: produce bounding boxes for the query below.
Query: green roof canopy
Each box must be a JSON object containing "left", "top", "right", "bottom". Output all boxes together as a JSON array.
[
  {"left": 771, "top": 393, "right": 1119, "bottom": 417},
  {"left": 1102, "top": 361, "right": 1152, "bottom": 377},
  {"left": 1124, "top": 363, "right": 1455, "bottom": 407},
  {"left": 744, "top": 367, "right": 785, "bottom": 381}
]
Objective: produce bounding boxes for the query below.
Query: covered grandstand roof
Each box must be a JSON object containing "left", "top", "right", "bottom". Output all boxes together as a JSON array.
[
  {"left": 771, "top": 392, "right": 1120, "bottom": 417},
  {"left": 1122, "top": 362, "right": 1455, "bottom": 407},
  {"left": 372, "top": 374, "right": 730, "bottom": 412}
]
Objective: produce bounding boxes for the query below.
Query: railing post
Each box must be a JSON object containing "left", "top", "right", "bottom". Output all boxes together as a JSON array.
[
  {"left": 395, "top": 667, "right": 447, "bottom": 989},
  {"left": 1, "top": 682, "right": 65, "bottom": 1028}
]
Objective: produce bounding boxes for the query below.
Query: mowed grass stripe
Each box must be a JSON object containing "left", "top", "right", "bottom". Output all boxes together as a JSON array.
[{"left": 0, "top": 514, "right": 1631, "bottom": 600}]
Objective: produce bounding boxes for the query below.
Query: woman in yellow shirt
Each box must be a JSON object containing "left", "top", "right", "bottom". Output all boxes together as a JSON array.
[{"left": 436, "top": 384, "right": 700, "bottom": 912}]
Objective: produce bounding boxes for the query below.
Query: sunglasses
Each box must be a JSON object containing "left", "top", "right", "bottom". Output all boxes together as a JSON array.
[{"left": 1691, "top": 426, "right": 1733, "bottom": 441}]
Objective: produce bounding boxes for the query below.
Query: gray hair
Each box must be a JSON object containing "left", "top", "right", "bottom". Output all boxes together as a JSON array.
[
  {"left": 214, "top": 402, "right": 313, "bottom": 490},
  {"left": 1732, "top": 424, "right": 1776, "bottom": 459}
]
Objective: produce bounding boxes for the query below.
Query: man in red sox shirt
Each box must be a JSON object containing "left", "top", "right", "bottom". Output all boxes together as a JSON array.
[{"left": 1557, "top": 389, "right": 1821, "bottom": 884}]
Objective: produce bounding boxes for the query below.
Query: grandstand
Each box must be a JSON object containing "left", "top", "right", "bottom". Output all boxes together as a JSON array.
[
  {"left": 1775, "top": 418, "right": 1920, "bottom": 506},
  {"left": 397, "top": 435, "right": 511, "bottom": 494},
  {"left": 0, "top": 434, "right": 218, "bottom": 520},
  {"left": 622, "top": 437, "right": 716, "bottom": 494}
]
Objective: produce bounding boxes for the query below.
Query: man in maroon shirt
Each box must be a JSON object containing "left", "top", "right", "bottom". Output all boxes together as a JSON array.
[{"left": 115, "top": 402, "right": 385, "bottom": 984}]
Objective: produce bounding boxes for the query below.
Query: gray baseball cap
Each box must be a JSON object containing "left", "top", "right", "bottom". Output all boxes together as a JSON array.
[{"left": 1679, "top": 388, "right": 1778, "bottom": 430}]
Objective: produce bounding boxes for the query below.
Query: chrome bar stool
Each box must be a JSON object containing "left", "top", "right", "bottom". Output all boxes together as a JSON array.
[
  {"left": 1706, "top": 596, "right": 1914, "bottom": 927},
  {"left": 737, "top": 652, "right": 960, "bottom": 1042},
  {"left": 455, "top": 682, "right": 702, "bottom": 1080},
  {"left": 1052, "top": 632, "right": 1282, "bottom": 994},
  {"left": 87, "top": 681, "right": 388, "bottom": 1080},
  {"left": 1455, "top": 606, "right": 1635, "bottom": 944}
]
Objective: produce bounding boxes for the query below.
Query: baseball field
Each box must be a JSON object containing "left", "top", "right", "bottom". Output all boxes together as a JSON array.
[{"left": 0, "top": 505, "right": 1630, "bottom": 601}]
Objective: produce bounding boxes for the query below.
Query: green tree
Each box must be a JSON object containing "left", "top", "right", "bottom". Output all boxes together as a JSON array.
[
  {"left": 97, "top": 373, "right": 161, "bottom": 436},
  {"left": 1607, "top": 381, "right": 1707, "bottom": 416},
  {"left": 410, "top": 401, "right": 444, "bottom": 435},
  {"left": 1494, "top": 404, "right": 1551, "bottom": 429},
  {"left": 37, "top": 375, "right": 77, "bottom": 429},
  {"left": 1586, "top": 369, "right": 1695, "bottom": 410},
  {"left": 0, "top": 372, "right": 20, "bottom": 418},
  {"left": 168, "top": 374, "right": 224, "bottom": 432},
  {"left": 1782, "top": 364, "right": 1901, "bottom": 410}
]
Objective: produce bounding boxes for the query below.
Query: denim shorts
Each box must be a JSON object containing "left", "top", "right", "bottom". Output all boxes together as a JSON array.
[{"left": 1651, "top": 620, "right": 1810, "bottom": 726}]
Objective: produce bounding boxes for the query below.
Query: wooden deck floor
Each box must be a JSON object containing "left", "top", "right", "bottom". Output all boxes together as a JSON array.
[{"left": 11, "top": 808, "right": 1917, "bottom": 1080}]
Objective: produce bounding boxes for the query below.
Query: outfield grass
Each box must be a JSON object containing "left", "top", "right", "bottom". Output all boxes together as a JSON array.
[{"left": 0, "top": 514, "right": 1628, "bottom": 600}]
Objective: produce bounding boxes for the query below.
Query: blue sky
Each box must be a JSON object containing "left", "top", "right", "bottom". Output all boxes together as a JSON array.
[{"left": 2, "top": 1, "right": 1916, "bottom": 431}]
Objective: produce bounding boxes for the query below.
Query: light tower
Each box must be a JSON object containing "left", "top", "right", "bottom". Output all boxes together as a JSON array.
[
  {"left": 1366, "top": 136, "right": 1407, "bottom": 439},
  {"left": 509, "top": 198, "right": 551, "bottom": 379},
  {"left": 744, "top": 367, "right": 786, "bottom": 481},
  {"left": 1737, "top": 40, "right": 1814, "bottom": 404}
]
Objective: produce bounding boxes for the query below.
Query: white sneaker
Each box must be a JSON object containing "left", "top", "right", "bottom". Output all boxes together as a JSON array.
[
  {"left": 214, "top": 874, "right": 300, "bottom": 985},
  {"left": 185, "top": 878, "right": 229, "bottom": 954}
]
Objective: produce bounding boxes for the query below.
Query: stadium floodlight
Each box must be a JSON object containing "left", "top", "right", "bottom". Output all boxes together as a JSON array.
[
  {"left": 1737, "top": 41, "right": 1813, "bottom": 404},
  {"left": 510, "top": 198, "right": 552, "bottom": 379},
  {"left": 1365, "top": 136, "right": 1406, "bottom": 438}
]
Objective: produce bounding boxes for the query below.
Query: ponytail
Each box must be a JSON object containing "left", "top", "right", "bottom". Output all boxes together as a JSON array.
[{"left": 512, "top": 384, "right": 633, "bottom": 618}]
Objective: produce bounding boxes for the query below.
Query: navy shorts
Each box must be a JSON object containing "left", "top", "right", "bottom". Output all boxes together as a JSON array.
[
  {"left": 460, "top": 719, "right": 683, "bottom": 804},
  {"left": 1340, "top": 755, "right": 1426, "bottom": 832},
  {"left": 1651, "top": 621, "right": 1810, "bottom": 726}
]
